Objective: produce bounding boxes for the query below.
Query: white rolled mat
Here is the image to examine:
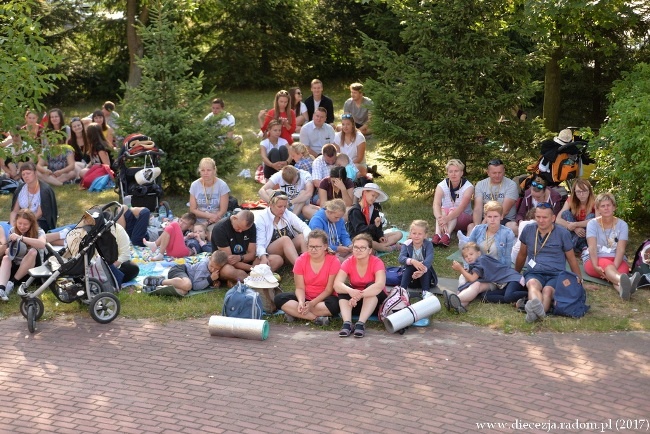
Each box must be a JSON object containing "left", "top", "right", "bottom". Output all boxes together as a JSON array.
[
  {"left": 384, "top": 295, "right": 441, "bottom": 333},
  {"left": 208, "top": 316, "right": 269, "bottom": 340}
]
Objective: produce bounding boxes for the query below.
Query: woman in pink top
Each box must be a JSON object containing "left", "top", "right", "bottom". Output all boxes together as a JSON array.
[
  {"left": 274, "top": 229, "right": 341, "bottom": 326},
  {"left": 258, "top": 90, "right": 296, "bottom": 144},
  {"left": 334, "top": 233, "right": 387, "bottom": 338}
]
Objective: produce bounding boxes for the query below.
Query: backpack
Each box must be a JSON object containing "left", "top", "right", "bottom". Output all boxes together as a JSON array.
[
  {"left": 0, "top": 176, "right": 19, "bottom": 195},
  {"left": 550, "top": 153, "right": 579, "bottom": 183},
  {"left": 378, "top": 286, "right": 410, "bottom": 322},
  {"left": 222, "top": 282, "right": 263, "bottom": 319},
  {"left": 385, "top": 266, "right": 403, "bottom": 287},
  {"left": 552, "top": 271, "right": 590, "bottom": 318}
]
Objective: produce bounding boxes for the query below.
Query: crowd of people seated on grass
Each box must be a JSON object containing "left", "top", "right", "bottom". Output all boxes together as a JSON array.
[{"left": 0, "top": 91, "right": 643, "bottom": 339}]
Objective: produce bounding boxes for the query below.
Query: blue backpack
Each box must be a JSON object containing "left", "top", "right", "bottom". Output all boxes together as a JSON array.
[
  {"left": 222, "top": 282, "right": 263, "bottom": 319},
  {"left": 552, "top": 271, "right": 590, "bottom": 318}
]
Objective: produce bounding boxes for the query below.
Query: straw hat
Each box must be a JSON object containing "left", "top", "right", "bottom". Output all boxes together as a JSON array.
[
  {"left": 244, "top": 264, "right": 279, "bottom": 289},
  {"left": 353, "top": 182, "right": 388, "bottom": 203},
  {"left": 554, "top": 128, "right": 573, "bottom": 145}
]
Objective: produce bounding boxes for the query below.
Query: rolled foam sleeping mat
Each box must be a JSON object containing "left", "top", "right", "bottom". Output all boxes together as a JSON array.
[
  {"left": 208, "top": 316, "right": 269, "bottom": 340},
  {"left": 384, "top": 295, "right": 441, "bottom": 333}
]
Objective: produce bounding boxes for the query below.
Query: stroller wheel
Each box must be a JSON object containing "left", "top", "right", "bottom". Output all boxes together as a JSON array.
[
  {"left": 27, "top": 304, "right": 36, "bottom": 333},
  {"left": 20, "top": 298, "right": 44, "bottom": 321},
  {"left": 89, "top": 292, "right": 120, "bottom": 324}
]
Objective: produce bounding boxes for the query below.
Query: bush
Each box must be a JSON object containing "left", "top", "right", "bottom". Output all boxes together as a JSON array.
[
  {"left": 593, "top": 63, "right": 650, "bottom": 218},
  {"left": 118, "top": 0, "right": 239, "bottom": 195}
]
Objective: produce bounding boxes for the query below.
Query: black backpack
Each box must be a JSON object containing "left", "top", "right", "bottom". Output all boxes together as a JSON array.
[{"left": 552, "top": 271, "right": 590, "bottom": 318}]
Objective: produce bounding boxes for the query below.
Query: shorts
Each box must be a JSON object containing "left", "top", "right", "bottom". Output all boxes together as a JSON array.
[
  {"left": 355, "top": 122, "right": 364, "bottom": 129},
  {"left": 274, "top": 292, "right": 340, "bottom": 316},
  {"left": 167, "top": 264, "right": 188, "bottom": 280},
  {"left": 338, "top": 290, "right": 388, "bottom": 316},
  {"left": 525, "top": 271, "right": 558, "bottom": 289},
  {"left": 584, "top": 256, "right": 629, "bottom": 277}
]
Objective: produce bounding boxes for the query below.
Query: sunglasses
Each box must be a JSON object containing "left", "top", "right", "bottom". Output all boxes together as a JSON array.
[
  {"left": 531, "top": 181, "right": 545, "bottom": 190},
  {"left": 341, "top": 114, "right": 353, "bottom": 120},
  {"left": 70, "top": 117, "right": 81, "bottom": 122},
  {"left": 270, "top": 190, "right": 289, "bottom": 200},
  {"left": 488, "top": 159, "right": 504, "bottom": 166},
  {"left": 536, "top": 202, "right": 552, "bottom": 209}
]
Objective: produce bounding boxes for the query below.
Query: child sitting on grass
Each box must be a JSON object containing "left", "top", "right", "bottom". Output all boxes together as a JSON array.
[
  {"left": 446, "top": 242, "right": 525, "bottom": 313},
  {"left": 143, "top": 250, "right": 228, "bottom": 296},
  {"left": 185, "top": 223, "right": 213, "bottom": 255}
]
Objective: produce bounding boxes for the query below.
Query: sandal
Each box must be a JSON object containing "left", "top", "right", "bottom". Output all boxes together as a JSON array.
[
  {"left": 448, "top": 293, "right": 467, "bottom": 314},
  {"left": 353, "top": 322, "right": 366, "bottom": 338},
  {"left": 339, "top": 322, "right": 352, "bottom": 337}
]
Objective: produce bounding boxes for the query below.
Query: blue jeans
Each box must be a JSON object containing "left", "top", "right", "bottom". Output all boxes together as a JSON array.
[
  {"left": 483, "top": 281, "right": 527, "bottom": 304},
  {"left": 125, "top": 208, "right": 150, "bottom": 247},
  {"left": 400, "top": 264, "right": 434, "bottom": 292}
]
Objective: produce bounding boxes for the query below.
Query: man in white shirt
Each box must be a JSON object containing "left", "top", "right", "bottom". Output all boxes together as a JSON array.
[
  {"left": 299, "top": 107, "right": 335, "bottom": 157},
  {"left": 259, "top": 166, "right": 319, "bottom": 219},
  {"left": 204, "top": 98, "right": 242, "bottom": 146}
]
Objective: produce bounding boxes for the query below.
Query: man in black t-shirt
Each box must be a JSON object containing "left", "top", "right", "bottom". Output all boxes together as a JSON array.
[{"left": 211, "top": 210, "right": 258, "bottom": 282}]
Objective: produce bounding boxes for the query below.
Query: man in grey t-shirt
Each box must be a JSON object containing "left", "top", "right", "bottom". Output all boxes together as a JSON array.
[
  {"left": 470, "top": 159, "right": 519, "bottom": 234},
  {"left": 342, "top": 82, "right": 373, "bottom": 135}
]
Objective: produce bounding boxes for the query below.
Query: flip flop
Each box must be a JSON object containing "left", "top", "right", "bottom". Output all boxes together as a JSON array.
[{"left": 448, "top": 293, "right": 467, "bottom": 314}]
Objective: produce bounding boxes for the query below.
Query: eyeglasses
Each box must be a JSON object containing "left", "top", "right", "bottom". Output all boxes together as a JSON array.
[
  {"left": 536, "top": 202, "right": 552, "bottom": 209},
  {"left": 531, "top": 181, "right": 545, "bottom": 190},
  {"left": 352, "top": 246, "right": 369, "bottom": 252},
  {"left": 574, "top": 189, "right": 589, "bottom": 195},
  {"left": 488, "top": 159, "right": 504, "bottom": 167},
  {"left": 307, "top": 245, "right": 324, "bottom": 251},
  {"left": 341, "top": 114, "right": 353, "bottom": 120}
]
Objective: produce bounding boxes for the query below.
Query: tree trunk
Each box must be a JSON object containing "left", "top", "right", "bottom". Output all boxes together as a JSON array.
[
  {"left": 543, "top": 48, "right": 561, "bottom": 132},
  {"left": 126, "top": 0, "right": 148, "bottom": 88}
]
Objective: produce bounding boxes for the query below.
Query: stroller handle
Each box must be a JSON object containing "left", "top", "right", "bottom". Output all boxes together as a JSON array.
[
  {"left": 45, "top": 243, "right": 65, "bottom": 264},
  {"left": 102, "top": 201, "right": 125, "bottom": 222}
]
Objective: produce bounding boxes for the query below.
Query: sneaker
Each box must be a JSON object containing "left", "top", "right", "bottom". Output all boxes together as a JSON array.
[
  {"left": 515, "top": 297, "right": 527, "bottom": 312},
  {"left": 432, "top": 234, "right": 441, "bottom": 245},
  {"left": 630, "top": 272, "right": 641, "bottom": 294},
  {"left": 284, "top": 313, "right": 295, "bottom": 323},
  {"left": 528, "top": 298, "right": 546, "bottom": 319},
  {"left": 0, "top": 288, "right": 7, "bottom": 302},
  {"left": 144, "top": 276, "right": 165, "bottom": 287},
  {"left": 524, "top": 300, "right": 538, "bottom": 323},
  {"left": 313, "top": 316, "right": 330, "bottom": 326},
  {"left": 5, "top": 281, "right": 14, "bottom": 296},
  {"left": 619, "top": 273, "right": 632, "bottom": 301},
  {"left": 440, "top": 234, "right": 451, "bottom": 247}
]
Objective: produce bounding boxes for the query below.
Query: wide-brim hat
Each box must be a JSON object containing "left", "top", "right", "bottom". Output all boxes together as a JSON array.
[
  {"left": 135, "top": 167, "right": 161, "bottom": 185},
  {"left": 353, "top": 182, "right": 388, "bottom": 203},
  {"left": 244, "top": 264, "right": 279, "bottom": 289},
  {"left": 554, "top": 128, "right": 573, "bottom": 145}
]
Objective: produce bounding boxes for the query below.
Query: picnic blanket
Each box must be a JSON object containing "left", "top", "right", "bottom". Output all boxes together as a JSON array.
[{"left": 122, "top": 246, "right": 212, "bottom": 296}]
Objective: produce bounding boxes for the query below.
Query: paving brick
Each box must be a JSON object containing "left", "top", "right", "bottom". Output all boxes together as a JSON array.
[{"left": 0, "top": 316, "right": 648, "bottom": 433}]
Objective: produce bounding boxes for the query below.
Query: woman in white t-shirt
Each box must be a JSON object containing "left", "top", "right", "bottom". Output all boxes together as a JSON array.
[
  {"left": 584, "top": 192, "right": 640, "bottom": 300},
  {"left": 334, "top": 114, "right": 367, "bottom": 176},
  {"left": 189, "top": 157, "right": 231, "bottom": 238},
  {"left": 432, "top": 159, "right": 474, "bottom": 246}
]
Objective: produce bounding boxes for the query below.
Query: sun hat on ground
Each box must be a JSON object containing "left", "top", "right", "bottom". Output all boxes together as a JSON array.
[{"left": 244, "top": 264, "right": 279, "bottom": 289}]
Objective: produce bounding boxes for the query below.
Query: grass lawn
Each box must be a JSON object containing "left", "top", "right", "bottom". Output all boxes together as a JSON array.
[{"left": 1, "top": 86, "right": 649, "bottom": 333}]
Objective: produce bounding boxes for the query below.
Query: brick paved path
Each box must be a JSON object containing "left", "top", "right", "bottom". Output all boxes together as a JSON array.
[{"left": 0, "top": 316, "right": 648, "bottom": 433}]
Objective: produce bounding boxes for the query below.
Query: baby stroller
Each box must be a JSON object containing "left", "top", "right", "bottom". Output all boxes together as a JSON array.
[
  {"left": 114, "top": 133, "right": 165, "bottom": 212},
  {"left": 16, "top": 202, "right": 124, "bottom": 333}
]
